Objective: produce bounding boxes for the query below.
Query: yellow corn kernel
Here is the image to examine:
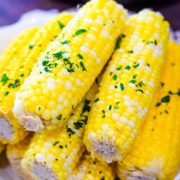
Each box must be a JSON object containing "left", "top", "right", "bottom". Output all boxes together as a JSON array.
[
  {"left": 117, "top": 41, "right": 180, "bottom": 180},
  {"left": 13, "top": 0, "right": 127, "bottom": 132},
  {"left": 0, "top": 13, "right": 73, "bottom": 144},
  {"left": 6, "top": 134, "right": 33, "bottom": 180},
  {"left": 22, "top": 81, "right": 99, "bottom": 180},
  {"left": 69, "top": 153, "right": 114, "bottom": 180},
  {"left": 84, "top": 9, "right": 170, "bottom": 163}
]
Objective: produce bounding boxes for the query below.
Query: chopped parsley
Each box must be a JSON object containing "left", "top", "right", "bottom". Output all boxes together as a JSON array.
[
  {"left": 53, "top": 51, "right": 66, "bottom": 59},
  {"left": 127, "top": 50, "right": 133, "bottom": 53},
  {"left": 60, "top": 40, "right": 69, "bottom": 45},
  {"left": 108, "top": 105, "right": 112, "bottom": 110},
  {"left": 66, "top": 127, "right": 75, "bottom": 137},
  {"left": 83, "top": 99, "right": 91, "bottom": 112},
  {"left": 125, "top": 65, "right": 131, "bottom": 70},
  {"left": 56, "top": 114, "right": 62, "bottom": 120},
  {"left": 1, "top": 73, "right": 9, "bottom": 85},
  {"left": 53, "top": 141, "right": 59, "bottom": 146},
  {"left": 79, "top": 61, "right": 87, "bottom": 71},
  {"left": 102, "top": 110, "right": 106, "bottom": 118},
  {"left": 75, "top": 29, "right": 87, "bottom": 36},
  {"left": 113, "top": 74, "right": 118, "bottom": 80},
  {"left": 19, "top": 72, "right": 24, "bottom": 77},
  {"left": 29, "top": 44, "right": 34, "bottom": 49},
  {"left": 130, "top": 79, "right": 136, "bottom": 84},
  {"left": 115, "top": 35, "right": 121, "bottom": 50},
  {"left": 161, "top": 95, "right": 170, "bottom": 103},
  {"left": 77, "top": 53, "right": 84, "bottom": 60},
  {"left": 136, "top": 89, "right": 144, "bottom": 93},
  {"left": 116, "top": 65, "right": 122, "bottom": 71},
  {"left": 133, "top": 62, "right": 140, "bottom": 68},
  {"left": 57, "top": 20, "right": 65, "bottom": 29},
  {"left": 4, "top": 91, "right": 9, "bottom": 96},
  {"left": 120, "top": 83, "right": 125, "bottom": 91},
  {"left": 94, "top": 98, "right": 99, "bottom": 102},
  {"left": 8, "top": 79, "right": 20, "bottom": 88},
  {"left": 74, "top": 121, "right": 83, "bottom": 129}
]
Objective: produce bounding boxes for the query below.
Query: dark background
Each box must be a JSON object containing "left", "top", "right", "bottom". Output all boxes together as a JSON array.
[{"left": 0, "top": 0, "right": 179, "bottom": 30}]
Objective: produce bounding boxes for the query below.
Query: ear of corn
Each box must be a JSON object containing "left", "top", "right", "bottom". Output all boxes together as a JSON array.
[
  {"left": 0, "top": 27, "right": 39, "bottom": 144},
  {"left": 6, "top": 134, "right": 33, "bottom": 180},
  {"left": 117, "top": 41, "right": 180, "bottom": 180},
  {"left": 84, "top": 10, "right": 170, "bottom": 163},
  {"left": 13, "top": 0, "right": 127, "bottom": 132},
  {"left": 69, "top": 153, "right": 114, "bottom": 180},
  {"left": 0, "top": 13, "right": 73, "bottom": 144},
  {"left": 21, "top": 81, "right": 99, "bottom": 180}
]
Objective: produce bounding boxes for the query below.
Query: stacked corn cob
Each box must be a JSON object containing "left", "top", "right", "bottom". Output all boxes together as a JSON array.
[
  {"left": 0, "top": 13, "right": 73, "bottom": 144},
  {"left": 13, "top": 0, "right": 127, "bottom": 132},
  {"left": 84, "top": 9, "right": 170, "bottom": 163},
  {"left": 117, "top": 41, "right": 180, "bottom": 180}
]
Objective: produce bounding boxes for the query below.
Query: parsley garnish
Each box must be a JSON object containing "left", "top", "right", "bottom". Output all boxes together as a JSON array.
[
  {"left": 133, "top": 62, "right": 140, "bottom": 68},
  {"left": 113, "top": 74, "right": 118, "bottom": 80},
  {"left": 61, "top": 40, "right": 69, "bottom": 45},
  {"left": 161, "top": 95, "right": 170, "bottom": 103},
  {"left": 116, "top": 65, "right": 122, "bottom": 71},
  {"left": 127, "top": 50, "right": 133, "bottom": 53},
  {"left": 56, "top": 114, "right": 62, "bottom": 120},
  {"left": 108, "top": 105, "right": 112, "bottom": 110},
  {"left": 77, "top": 53, "right": 84, "bottom": 59},
  {"left": 94, "top": 98, "right": 99, "bottom": 102},
  {"left": 1, "top": 74, "right": 9, "bottom": 84},
  {"left": 74, "top": 121, "right": 83, "bottom": 129},
  {"left": 8, "top": 79, "right": 20, "bottom": 88},
  {"left": 66, "top": 127, "right": 75, "bottom": 137},
  {"left": 53, "top": 141, "right": 59, "bottom": 146},
  {"left": 79, "top": 61, "right": 87, "bottom": 71},
  {"left": 29, "top": 44, "right": 34, "bottom": 49},
  {"left": 57, "top": 21, "right": 65, "bottom": 29},
  {"left": 53, "top": 51, "right": 66, "bottom": 59},
  {"left": 120, "top": 83, "right": 125, "bottom": 91},
  {"left": 115, "top": 35, "right": 121, "bottom": 50},
  {"left": 83, "top": 99, "right": 91, "bottom": 112},
  {"left": 125, "top": 66, "right": 131, "bottom": 70},
  {"left": 4, "top": 91, "right": 9, "bottom": 96},
  {"left": 75, "top": 29, "right": 87, "bottom": 36}
]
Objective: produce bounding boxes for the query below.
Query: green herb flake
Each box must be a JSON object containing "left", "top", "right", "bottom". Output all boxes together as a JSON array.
[
  {"left": 125, "top": 65, "right": 131, "bottom": 70},
  {"left": 74, "top": 121, "right": 83, "bottom": 129},
  {"left": 115, "top": 35, "right": 121, "bottom": 50},
  {"left": 8, "top": 79, "right": 20, "bottom": 88},
  {"left": 79, "top": 61, "right": 87, "bottom": 71},
  {"left": 57, "top": 21, "right": 65, "bottom": 30},
  {"left": 113, "top": 74, "right": 118, "bottom": 80},
  {"left": 136, "top": 89, "right": 144, "bottom": 93},
  {"left": 1, "top": 73, "right": 9, "bottom": 84},
  {"left": 108, "top": 105, "right": 112, "bottom": 111},
  {"left": 59, "top": 145, "right": 63, "bottom": 149},
  {"left": 61, "top": 40, "right": 69, "bottom": 45},
  {"left": 29, "top": 44, "right": 34, "bottom": 49},
  {"left": 133, "top": 74, "right": 137, "bottom": 79},
  {"left": 4, "top": 91, "right": 9, "bottom": 96},
  {"left": 66, "top": 127, "right": 75, "bottom": 137},
  {"left": 53, "top": 51, "right": 66, "bottom": 59},
  {"left": 44, "top": 66, "right": 51, "bottom": 72},
  {"left": 77, "top": 53, "right": 84, "bottom": 59},
  {"left": 130, "top": 79, "right": 136, "bottom": 84},
  {"left": 116, "top": 65, "right": 122, "bottom": 71},
  {"left": 133, "top": 62, "right": 140, "bottom": 68},
  {"left": 127, "top": 50, "right": 133, "bottom": 53},
  {"left": 56, "top": 114, "right": 62, "bottom": 120},
  {"left": 102, "top": 110, "right": 106, "bottom": 118},
  {"left": 75, "top": 29, "right": 87, "bottom": 36},
  {"left": 83, "top": 99, "right": 91, "bottom": 112},
  {"left": 19, "top": 72, "right": 24, "bottom": 77},
  {"left": 161, "top": 95, "right": 170, "bottom": 103},
  {"left": 120, "top": 83, "right": 125, "bottom": 91},
  {"left": 53, "top": 141, "right": 59, "bottom": 146},
  {"left": 94, "top": 98, "right": 99, "bottom": 102}
]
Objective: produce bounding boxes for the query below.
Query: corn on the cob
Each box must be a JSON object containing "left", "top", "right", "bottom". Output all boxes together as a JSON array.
[
  {"left": 6, "top": 134, "right": 33, "bottom": 180},
  {"left": 117, "top": 41, "right": 180, "bottom": 180},
  {"left": 22, "top": 81, "right": 99, "bottom": 180},
  {"left": 13, "top": 0, "right": 127, "bottom": 132},
  {"left": 0, "top": 13, "right": 73, "bottom": 144},
  {"left": 84, "top": 9, "right": 170, "bottom": 163},
  {"left": 69, "top": 153, "right": 114, "bottom": 180}
]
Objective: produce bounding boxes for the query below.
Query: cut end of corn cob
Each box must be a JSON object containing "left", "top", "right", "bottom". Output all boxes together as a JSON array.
[
  {"left": 29, "top": 160, "right": 57, "bottom": 180},
  {"left": 0, "top": 117, "right": 13, "bottom": 141}
]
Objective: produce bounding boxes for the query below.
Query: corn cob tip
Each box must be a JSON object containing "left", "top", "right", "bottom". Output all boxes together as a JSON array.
[
  {"left": 13, "top": 101, "right": 44, "bottom": 132},
  {"left": 0, "top": 117, "right": 13, "bottom": 140},
  {"left": 120, "top": 170, "right": 156, "bottom": 180},
  {"left": 91, "top": 139, "right": 120, "bottom": 163},
  {"left": 28, "top": 160, "right": 57, "bottom": 180}
]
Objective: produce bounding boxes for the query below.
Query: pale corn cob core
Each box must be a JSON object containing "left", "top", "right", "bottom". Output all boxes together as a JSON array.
[
  {"left": 6, "top": 134, "right": 33, "bottom": 180},
  {"left": 22, "top": 82, "right": 99, "bottom": 179},
  {"left": 69, "top": 153, "right": 114, "bottom": 180},
  {"left": 13, "top": 0, "right": 127, "bottom": 132},
  {"left": 84, "top": 9, "right": 170, "bottom": 163},
  {"left": 0, "top": 13, "right": 73, "bottom": 144},
  {"left": 117, "top": 41, "right": 180, "bottom": 180}
]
